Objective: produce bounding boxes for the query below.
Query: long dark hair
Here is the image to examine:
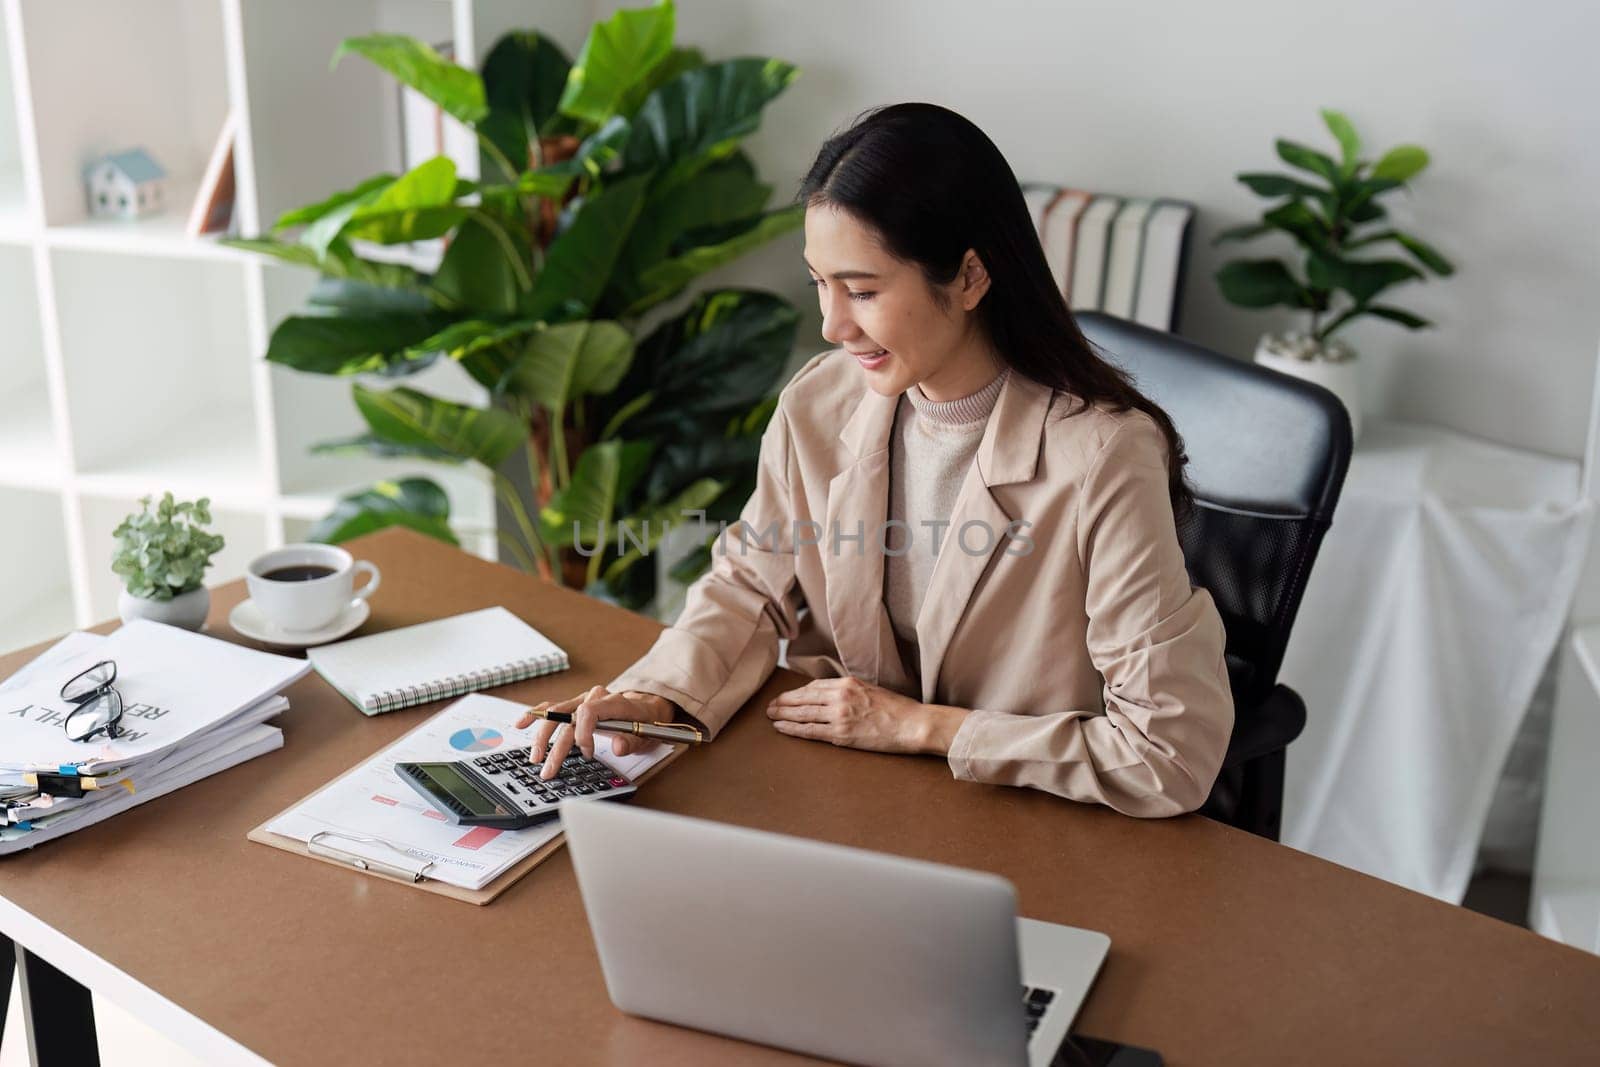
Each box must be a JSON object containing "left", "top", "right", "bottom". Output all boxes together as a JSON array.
[{"left": 798, "top": 102, "right": 1193, "bottom": 522}]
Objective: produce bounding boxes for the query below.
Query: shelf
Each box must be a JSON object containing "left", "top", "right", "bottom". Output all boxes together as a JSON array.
[
  {"left": 240, "top": 0, "right": 462, "bottom": 230},
  {"left": 0, "top": 487, "right": 75, "bottom": 653},
  {"left": 16, "top": 0, "right": 229, "bottom": 230},
  {"left": 52, "top": 250, "right": 267, "bottom": 501},
  {"left": 78, "top": 492, "right": 270, "bottom": 625},
  {"left": 42, "top": 177, "right": 246, "bottom": 261}
]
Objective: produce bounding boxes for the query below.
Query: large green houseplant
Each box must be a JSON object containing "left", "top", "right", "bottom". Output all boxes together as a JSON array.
[
  {"left": 1213, "top": 108, "right": 1455, "bottom": 437},
  {"left": 229, "top": 0, "right": 802, "bottom": 608}
]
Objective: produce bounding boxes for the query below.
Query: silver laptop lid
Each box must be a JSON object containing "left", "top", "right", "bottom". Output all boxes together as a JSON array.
[{"left": 562, "top": 801, "right": 1030, "bottom": 1067}]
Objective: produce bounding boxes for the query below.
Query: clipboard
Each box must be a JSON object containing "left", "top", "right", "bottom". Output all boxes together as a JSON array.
[{"left": 248, "top": 738, "right": 685, "bottom": 906}]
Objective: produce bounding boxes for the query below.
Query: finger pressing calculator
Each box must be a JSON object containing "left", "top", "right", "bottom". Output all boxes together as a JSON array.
[{"left": 395, "top": 746, "right": 637, "bottom": 830}]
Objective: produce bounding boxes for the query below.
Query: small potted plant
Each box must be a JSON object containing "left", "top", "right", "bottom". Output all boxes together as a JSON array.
[
  {"left": 112, "top": 492, "right": 226, "bottom": 631},
  {"left": 1214, "top": 108, "right": 1455, "bottom": 439}
]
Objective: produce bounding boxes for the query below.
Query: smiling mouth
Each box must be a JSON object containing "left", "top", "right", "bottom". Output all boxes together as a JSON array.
[{"left": 850, "top": 348, "right": 889, "bottom": 367}]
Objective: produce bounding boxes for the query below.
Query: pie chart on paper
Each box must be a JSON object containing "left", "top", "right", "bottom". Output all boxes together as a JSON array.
[{"left": 449, "top": 727, "right": 504, "bottom": 752}]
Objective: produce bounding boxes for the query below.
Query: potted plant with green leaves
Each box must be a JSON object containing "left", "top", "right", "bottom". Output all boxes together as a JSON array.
[
  {"left": 112, "top": 493, "right": 227, "bottom": 631},
  {"left": 227, "top": 0, "right": 803, "bottom": 612},
  {"left": 1214, "top": 108, "right": 1455, "bottom": 438}
]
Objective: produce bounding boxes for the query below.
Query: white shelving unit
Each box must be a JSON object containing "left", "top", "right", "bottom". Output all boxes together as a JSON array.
[{"left": 0, "top": 0, "right": 545, "bottom": 651}]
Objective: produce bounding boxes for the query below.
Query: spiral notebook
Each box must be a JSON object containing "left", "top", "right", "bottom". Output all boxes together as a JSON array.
[{"left": 307, "top": 607, "right": 569, "bottom": 716}]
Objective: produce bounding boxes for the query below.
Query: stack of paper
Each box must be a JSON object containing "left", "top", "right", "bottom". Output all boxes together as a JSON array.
[{"left": 0, "top": 621, "right": 311, "bottom": 854}]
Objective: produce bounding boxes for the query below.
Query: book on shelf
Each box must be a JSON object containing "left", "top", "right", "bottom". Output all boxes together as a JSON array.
[
  {"left": 1131, "top": 200, "right": 1195, "bottom": 332},
  {"left": 1100, "top": 198, "right": 1155, "bottom": 318},
  {"left": 1069, "top": 196, "right": 1123, "bottom": 312},
  {"left": 1039, "top": 189, "right": 1093, "bottom": 299},
  {"left": 1025, "top": 182, "right": 1195, "bottom": 330},
  {"left": 186, "top": 111, "right": 237, "bottom": 237}
]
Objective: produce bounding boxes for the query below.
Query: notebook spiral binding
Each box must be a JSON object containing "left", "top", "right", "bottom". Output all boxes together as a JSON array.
[{"left": 362, "top": 651, "right": 569, "bottom": 714}]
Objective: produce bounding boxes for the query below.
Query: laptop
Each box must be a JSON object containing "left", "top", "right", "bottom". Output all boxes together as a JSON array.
[{"left": 561, "top": 801, "right": 1111, "bottom": 1066}]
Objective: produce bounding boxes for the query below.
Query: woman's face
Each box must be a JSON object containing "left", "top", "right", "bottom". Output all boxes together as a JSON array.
[{"left": 803, "top": 203, "right": 995, "bottom": 401}]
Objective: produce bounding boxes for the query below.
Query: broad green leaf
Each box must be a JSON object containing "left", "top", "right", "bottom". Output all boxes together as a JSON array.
[
  {"left": 1321, "top": 109, "right": 1361, "bottom": 176},
  {"left": 621, "top": 204, "right": 803, "bottom": 316},
  {"left": 264, "top": 311, "right": 453, "bottom": 375},
  {"left": 310, "top": 433, "right": 464, "bottom": 463},
  {"left": 1261, "top": 200, "right": 1328, "bottom": 248},
  {"left": 605, "top": 288, "right": 798, "bottom": 439},
  {"left": 558, "top": 0, "right": 676, "bottom": 126},
  {"left": 403, "top": 319, "right": 544, "bottom": 364},
  {"left": 502, "top": 320, "right": 634, "bottom": 413},
  {"left": 353, "top": 383, "right": 526, "bottom": 468},
  {"left": 307, "top": 277, "right": 435, "bottom": 315},
  {"left": 272, "top": 175, "right": 394, "bottom": 232},
  {"left": 624, "top": 58, "right": 799, "bottom": 191},
  {"left": 1371, "top": 145, "right": 1429, "bottom": 182},
  {"left": 1215, "top": 258, "right": 1308, "bottom": 309},
  {"left": 613, "top": 153, "right": 769, "bottom": 283},
  {"left": 344, "top": 157, "right": 466, "bottom": 244},
  {"left": 643, "top": 434, "right": 762, "bottom": 501},
  {"left": 1395, "top": 232, "right": 1454, "bottom": 276},
  {"left": 1275, "top": 139, "right": 1342, "bottom": 185},
  {"left": 1211, "top": 222, "right": 1272, "bottom": 245},
  {"left": 1306, "top": 251, "right": 1423, "bottom": 304},
  {"left": 308, "top": 477, "right": 459, "bottom": 546},
  {"left": 334, "top": 35, "right": 488, "bottom": 125},
  {"left": 1236, "top": 172, "right": 1335, "bottom": 212},
  {"left": 481, "top": 31, "right": 572, "bottom": 170},
  {"left": 520, "top": 172, "right": 652, "bottom": 321},
  {"left": 1365, "top": 305, "right": 1433, "bottom": 329},
  {"left": 539, "top": 439, "right": 653, "bottom": 547},
  {"left": 434, "top": 209, "right": 532, "bottom": 315},
  {"left": 602, "top": 476, "right": 726, "bottom": 584},
  {"left": 231, "top": 234, "right": 430, "bottom": 291}
]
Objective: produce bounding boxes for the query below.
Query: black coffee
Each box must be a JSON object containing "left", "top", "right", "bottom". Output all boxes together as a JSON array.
[{"left": 262, "top": 565, "right": 336, "bottom": 582}]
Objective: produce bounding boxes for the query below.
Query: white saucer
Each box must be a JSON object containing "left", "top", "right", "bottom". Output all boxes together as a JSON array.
[{"left": 229, "top": 597, "right": 370, "bottom": 648}]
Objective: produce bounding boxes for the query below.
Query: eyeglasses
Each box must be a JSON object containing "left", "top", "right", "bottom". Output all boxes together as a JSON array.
[{"left": 60, "top": 660, "right": 125, "bottom": 743}]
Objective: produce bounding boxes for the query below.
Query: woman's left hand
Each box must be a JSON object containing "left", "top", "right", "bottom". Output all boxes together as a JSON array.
[{"left": 766, "top": 676, "right": 968, "bottom": 756}]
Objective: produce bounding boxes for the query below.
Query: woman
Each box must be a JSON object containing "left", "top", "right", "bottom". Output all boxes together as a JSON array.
[{"left": 517, "top": 103, "right": 1233, "bottom": 817}]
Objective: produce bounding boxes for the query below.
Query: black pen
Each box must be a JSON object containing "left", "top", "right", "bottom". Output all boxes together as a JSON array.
[{"left": 524, "top": 708, "right": 706, "bottom": 745}]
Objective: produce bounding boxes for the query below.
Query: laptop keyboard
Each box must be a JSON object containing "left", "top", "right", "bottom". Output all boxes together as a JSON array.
[{"left": 1022, "top": 985, "right": 1057, "bottom": 1034}]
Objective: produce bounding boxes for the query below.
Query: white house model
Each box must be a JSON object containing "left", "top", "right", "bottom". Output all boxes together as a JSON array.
[{"left": 84, "top": 149, "right": 167, "bottom": 220}]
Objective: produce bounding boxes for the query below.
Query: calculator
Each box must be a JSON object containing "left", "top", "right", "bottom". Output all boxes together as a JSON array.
[{"left": 395, "top": 746, "right": 637, "bottom": 830}]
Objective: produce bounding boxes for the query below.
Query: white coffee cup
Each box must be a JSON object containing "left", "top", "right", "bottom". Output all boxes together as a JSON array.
[{"left": 245, "top": 543, "right": 380, "bottom": 632}]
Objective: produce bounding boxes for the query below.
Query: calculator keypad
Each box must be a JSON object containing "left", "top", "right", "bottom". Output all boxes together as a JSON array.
[{"left": 468, "top": 746, "right": 633, "bottom": 813}]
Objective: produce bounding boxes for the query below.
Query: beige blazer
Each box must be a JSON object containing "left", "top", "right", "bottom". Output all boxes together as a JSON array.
[{"left": 610, "top": 349, "right": 1234, "bottom": 817}]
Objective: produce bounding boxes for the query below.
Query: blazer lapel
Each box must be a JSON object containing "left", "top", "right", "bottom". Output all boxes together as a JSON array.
[
  {"left": 914, "top": 372, "right": 1055, "bottom": 703},
  {"left": 823, "top": 386, "right": 899, "bottom": 682}
]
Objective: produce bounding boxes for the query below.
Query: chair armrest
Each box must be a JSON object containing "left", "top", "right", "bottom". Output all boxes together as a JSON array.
[{"left": 1223, "top": 683, "right": 1307, "bottom": 768}]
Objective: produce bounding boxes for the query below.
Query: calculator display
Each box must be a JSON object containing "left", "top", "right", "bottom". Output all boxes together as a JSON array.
[{"left": 411, "top": 763, "right": 499, "bottom": 816}]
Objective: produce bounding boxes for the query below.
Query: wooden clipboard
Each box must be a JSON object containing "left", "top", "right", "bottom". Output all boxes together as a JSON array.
[{"left": 248, "top": 742, "right": 685, "bottom": 905}]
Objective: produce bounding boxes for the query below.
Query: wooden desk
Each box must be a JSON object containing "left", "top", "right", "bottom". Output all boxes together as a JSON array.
[{"left": 2, "top": 528, "right": 1598, "bottom": 1066}]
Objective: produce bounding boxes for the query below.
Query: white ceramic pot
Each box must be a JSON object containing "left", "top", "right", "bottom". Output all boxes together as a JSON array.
[
  {"left": 1252, "top": 332, "right": 1362, "bottom": 440},
  {"left": 118, "top": 586, "right": 210, "bottom": 631}
]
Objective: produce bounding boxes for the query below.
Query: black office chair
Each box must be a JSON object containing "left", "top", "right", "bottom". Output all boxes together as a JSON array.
[{"left": 1075, "top": 312, "right": 1353, "bottom": 840}]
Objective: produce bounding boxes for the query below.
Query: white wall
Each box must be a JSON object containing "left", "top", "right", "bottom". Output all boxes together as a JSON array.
[{"left": 572, "top": 0, "right": 1600, "bottom": 459}]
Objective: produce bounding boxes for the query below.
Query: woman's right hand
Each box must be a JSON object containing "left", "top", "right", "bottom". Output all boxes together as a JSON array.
[{"left": 514, "top": 685, "right": 676, "bottom": 780}]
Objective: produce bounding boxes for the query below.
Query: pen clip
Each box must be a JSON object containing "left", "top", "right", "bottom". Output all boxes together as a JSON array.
[{"left": 308, "top": 830, "right": 435, "bottom": 883}]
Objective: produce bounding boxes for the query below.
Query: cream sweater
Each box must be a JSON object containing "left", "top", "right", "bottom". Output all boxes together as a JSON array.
[{"left": 884, "top": 370, "right": 1007, "bottom": 683}]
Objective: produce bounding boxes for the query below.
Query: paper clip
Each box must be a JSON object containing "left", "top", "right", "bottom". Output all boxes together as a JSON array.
[{"left": 308, "top": 830, "right": 436, "bottom": 883}]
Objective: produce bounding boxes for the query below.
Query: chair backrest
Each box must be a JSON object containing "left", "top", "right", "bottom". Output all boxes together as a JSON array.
[{"left": 1074, "top": 313, "right": 1353, "bottom": 706}]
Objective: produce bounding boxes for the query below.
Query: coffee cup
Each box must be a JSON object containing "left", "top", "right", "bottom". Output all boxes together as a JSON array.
[{"left": 245, "top": 543, "right": 380, "bottom": 632}]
